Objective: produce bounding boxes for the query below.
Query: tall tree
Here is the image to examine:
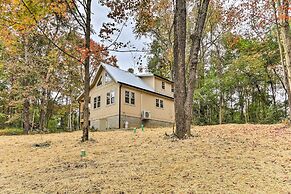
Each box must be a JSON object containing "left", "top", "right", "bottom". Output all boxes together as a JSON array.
[
  {"left": 81, "top": 0, "right": 92, "bottom": 141},
  {"left": 173, "top": 0, "right": 187, "bottom": 138},
  {"left": 173, "top": 0, "right": 210, "bottom": 138}
]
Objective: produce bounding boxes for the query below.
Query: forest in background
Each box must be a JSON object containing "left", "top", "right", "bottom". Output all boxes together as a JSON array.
[{"left": 0, "top": 0, "right": 291, "bottom": 134}]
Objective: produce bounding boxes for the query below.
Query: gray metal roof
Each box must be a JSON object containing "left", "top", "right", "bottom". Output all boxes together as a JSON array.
[{"left": 102, "top": 64, "right": 155, "bottom": 92}]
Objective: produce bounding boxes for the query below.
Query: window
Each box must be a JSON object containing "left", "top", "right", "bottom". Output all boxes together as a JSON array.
[
  {"left": 93, "top": 97, "right": 97, "bottom": 109},
  {"left": 105, "top": 72, "right": 112, "bottom": 83},
  {"left": 111, "top": 91, "right": 115, "bottom": 104},
  {"left": 156, "top": 99, "right": 164, "bottom": 108},
  {"left": 160, "top": 100, "right": 164, "bottom": 108},
  {"left": 94, "top": 96, "right": 101, "bottom": 108},
  {"left": 106, "top": 91, "right": 115, "bottom": 105},
  {"left": 97, "top": 76, "right": 103, "bottom": 86},
  {"left": 125, "top": 90, "right": 135, "bottom": 105},
  {"left": 97, "top": 96, "right": 101, "bottom": 108},
  {"left": 162, "top": 81, "right": 165, "bottom": 89},
  {"left": 130, "top": 92, "right": 135, "bottom": 105},
  {"left": 171, "top": 85, "right": 174, "bottom": 92},
  {"left": 156, "top": 99, "right": 159, "bottom": 107},
  {"left": 125, "top": 91, "right": 130, "bottom": 103},
  {"left": 106, "top": 92, "right": 110, "bottom": 105}
]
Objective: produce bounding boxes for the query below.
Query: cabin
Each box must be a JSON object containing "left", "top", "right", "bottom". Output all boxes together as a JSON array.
[{"left": 77, "top": 64, "right": 175, "bottom": 130}]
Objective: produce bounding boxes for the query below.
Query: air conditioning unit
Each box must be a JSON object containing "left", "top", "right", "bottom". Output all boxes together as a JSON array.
[{"left": 141, "top": 110, "right": 151, "bottom": 120}]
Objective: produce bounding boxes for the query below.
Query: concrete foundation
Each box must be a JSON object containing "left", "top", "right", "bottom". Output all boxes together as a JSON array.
[
  {"left": 90, "top": 115, "right": 119, "bottom": 130},
  {"left": 90, "top": 115, "right": 173, "bottom": 130},
  {"left": 120, "top": 115, "right": 173, "bottom": 128}
]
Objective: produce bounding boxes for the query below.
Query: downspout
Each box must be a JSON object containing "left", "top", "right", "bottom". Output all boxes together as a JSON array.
[{"left": 119, "top": 84, "right": 122, "bottom": 129}]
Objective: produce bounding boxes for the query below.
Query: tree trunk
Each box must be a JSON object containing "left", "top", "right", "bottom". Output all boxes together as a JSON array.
[
  {"left": 272, "top": 0, "right": 290, "bottom": 114},
  {"left": 31, "top": 107, "right": 36, "bottom": 130},
  {"left": 39, "top": 89, "right": 47, "bottom": 130},
  {"left": 68, "top": 97, "right": 72, "bottom": 131},
  {"left": 23, "top": 98, "right": 30, "bottom": 134},
  {"left": 244, "top": 90, "right": 249, "bottom": 123},
  {"left": 239, "top": 89, "right": 244, "bottom": 122},
  {"left": 22, "top": 36, "right": 30, "bottom": 134},
  {"left": 173, "top": 0, "right": 209, "bottom": 138},
  {"left": 219, "top": 92, "right": 224, "bottom": 124},
  {"left": 216, "top": 44, "right": 224, "bottom": 125},
  {"left": 173, "top": 0, "right": 187, "bottom": 138},
  {"left": 185, "top": 0, "right": 210, "bottom": 134},
  {"left": 82, "top": 0, "right": 92, "bottom": 141},
  {"left": 279, "top": 0, "right": 291, "bottom": 121}
]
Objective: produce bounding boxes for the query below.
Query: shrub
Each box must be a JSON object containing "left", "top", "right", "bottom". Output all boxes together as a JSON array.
[{"left": 0, "top": 128, "right": 23, "bottom": 136}]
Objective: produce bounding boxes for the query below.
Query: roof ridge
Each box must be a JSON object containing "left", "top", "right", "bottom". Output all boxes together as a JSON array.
[{"left": 102, "top": 63, "right": 139, "bottom": 77}]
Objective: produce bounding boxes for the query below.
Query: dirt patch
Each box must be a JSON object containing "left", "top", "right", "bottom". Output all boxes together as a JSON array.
[
  {"left": 0, "top": 124, "right": 290, "bottom": 193},
  {"left": 32, "top": 141, "right": 51, "bottom": 148}
]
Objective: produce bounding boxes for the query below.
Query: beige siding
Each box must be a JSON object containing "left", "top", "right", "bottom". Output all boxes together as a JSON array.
[
  {"left": 89, "top": 69, "right": 119, "bottom": 122},
  {"left": 141, "top": 92, "right": 174, "bottom": 123},
  {"left": 120, "top": 86, "right": 141, "bottom": 118},
  {"left": 154, "top": 77, "right": 174, "bottom": 97},
  {"left": 140, "top": 76, "right": 155, "bottom": 88},
  {"left": 121, "top": 85, "right": 174, "bottom": 123}
]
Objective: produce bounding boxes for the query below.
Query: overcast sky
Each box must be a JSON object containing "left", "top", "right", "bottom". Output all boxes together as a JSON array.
[{"left": 90, "top": 2, "right": 151, "bottom": 72}]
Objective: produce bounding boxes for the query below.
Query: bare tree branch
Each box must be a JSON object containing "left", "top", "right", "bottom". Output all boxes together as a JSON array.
[
  {"left": 64, "top": 0, "right": 86, "bottom": 32},
  {"left": 107, "top": 49, "right": 148, "bottom": 53},
  {"left": 71, "top": 0, "right": 87, "bottom": 25},
  {"left": 106, "top": 21, "right": 127, "bottom": 49}
]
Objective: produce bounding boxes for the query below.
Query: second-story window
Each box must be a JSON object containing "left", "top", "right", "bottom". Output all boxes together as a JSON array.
[
  {"left": 171, "top": 85, "right": 174, "bottom": 92},
  {"left": 162, "top": 81, "right": 165, "bottom": 89},
  {"left": 97, "top": 96, "right": 101, "bottom": 108},
  {"left": 106, "top": 92, "right": 110, "bottom": 105},
  {"left": 131, "top": 92, "right": 135, "bottom": 105},
  {"left": 111, "top": 91, "right": 115, "bottom": 104},
  {"left": 94, "top": 96, "right": 101, "bottom": 108},
  {"left": 107, "top": 91, "right": 115, "bottom": 105},
  {"left": 125, "top": 91, "right": 130, "bottom": 103},
  {"left": 125, "top": 90, "right": 135, "bottom": 105},
  {"left": 156, "top": 99, "right": 164, "bottom": 108},
  {"left": 93, "top": 97, "right": 97, "bottom": 109},
  {"left": 156, "top": 99, "right": 159, "bottom": 107}
]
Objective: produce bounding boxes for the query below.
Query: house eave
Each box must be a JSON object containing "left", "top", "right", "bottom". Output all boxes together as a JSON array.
[{"left": 118, "top": 82, "right": 174, "bottom": 100}]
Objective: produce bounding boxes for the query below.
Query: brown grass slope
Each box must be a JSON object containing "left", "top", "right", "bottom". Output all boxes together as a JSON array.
[{"left": 0, "top": 124, "right": 290, "bottom": 193}]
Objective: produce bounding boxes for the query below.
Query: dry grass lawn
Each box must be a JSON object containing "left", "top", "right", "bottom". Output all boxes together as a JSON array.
[{"left": 0, "top": 124, "right": 290, "bottom": 193}]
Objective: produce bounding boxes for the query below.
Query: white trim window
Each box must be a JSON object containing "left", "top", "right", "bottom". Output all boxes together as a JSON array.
[
  {"left": 104, "top": 72, "right": 112, "bottom": 83},
  {"left": 97, "top": 96, "right": 101, "bottom": 108},
  {"left": 125, "top": 91, "right": 130, "bottom": 103},
  {"left": 111, "top": 91, "right": 115, "bottom": 104},
  {"left": 156, "top": 99, "right": 159, "bottom": 107},
  {"left": 131, "top": 92, "right": 135, "bottom": 105},
  {"left": 125, "top": 90, "right": 135, "bottom": 105},
  {"left": 171, "top": 85, "right": 174, "bottom": 92},
  {"left": 93, "top": 97, "right": 97, "bottom": 109},
  {"left": 106, "top": 91, "right": 115, "bottom": 105},
  {"left": 94, "top": 96, "right": 101, "bottom": 108},
  {"left": 156, "top": 99, "right": 164, "bottom": 108}
]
